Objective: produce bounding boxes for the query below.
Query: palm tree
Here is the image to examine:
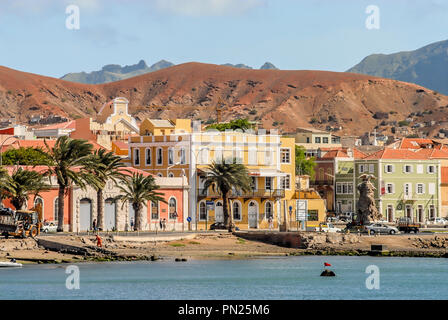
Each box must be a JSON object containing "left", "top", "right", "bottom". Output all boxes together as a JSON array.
[
  {"left": 4, "top": 167, "right": 50, "bottom": 210},
  {"left": 88, "top": 149, "right": 126, "bottom": 231},
  {"left": 117, "top": 173, "right": 165, "bottom": 231},
  {"left": 202, "top": 158, "right": 252, "bottom": 231},
  {"left": 41, "top": 136, "right": 99, "bottom": 232}
]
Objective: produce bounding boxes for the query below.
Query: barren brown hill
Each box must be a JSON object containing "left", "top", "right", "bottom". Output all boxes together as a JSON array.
[{"left": 1, "top": 62, "right": 448, "bottom": 135}]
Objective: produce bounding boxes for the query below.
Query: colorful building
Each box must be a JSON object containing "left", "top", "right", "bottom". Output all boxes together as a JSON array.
[{"left": 127, "top": 118, "right": 326, "bottom": 230}]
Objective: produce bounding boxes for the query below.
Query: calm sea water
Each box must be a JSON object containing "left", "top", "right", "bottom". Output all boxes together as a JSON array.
[{"left": 0, "top": 256, "right": 447, "bottom": 300}]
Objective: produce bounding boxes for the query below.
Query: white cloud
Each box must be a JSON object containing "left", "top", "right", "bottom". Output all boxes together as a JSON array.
[{"left": 153, "top": 0, "right": 265, "bottom": 16}]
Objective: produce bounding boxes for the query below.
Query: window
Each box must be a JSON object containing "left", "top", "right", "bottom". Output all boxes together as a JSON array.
[
  {"left": 248, "top": 148, "right": 257, "bottom": 165},
  {"left": 385, "top": 164, "right": 394, "bottom": 173},
  {"left": 145, "top": 148, "right": 151, "bottom": 165},
  {"left": 369, "top": 164, "right": 374, "bottom": 173},
  {"left": 265, "top": 148, "right": 273, "bottom": 165},
  {"left": 34, "top": 197, "right": 43, "bottom": 211},
  {"left": 387, "top": 205, "right": 394, "bottom": 222},
  {"left": 156, "top": 148, "right": 163, "bottom": 165},
  {"left": 168, "top": 172, "right": 174, "bottom": 178},
  {"left": 404, "top": 165, "right": 412, "bottom": 173},
  {"left": 199, "top": 202, "right": 207, "bottom": 221},
  {"left": 134, "top": 148, "right": 140, "bottom": 166},
  {"left": 53, "top": 197, "right": 59, "bottom": 221},
  {"left": 151, "top": 201, "right": 159, "bottom": 220},
  {"left": 168, "top": 148, "right": 174, "bottom": 165},
  {"left": 359, "top": 164, "right": 365, "bottom": 173},
  {"left": 265, "top": 177, "right": 272, "bottom": 190},
  {"left": 386, "top": 183, "right": 394, "bottom": 194},
  {"left": 306, "top": 137, "right": 310, "bottom": 143},
  {"left": 417, "top": 164, "right": 423, "bottom": 174},
  {"left": 180, "top": 147, "right": 186, "bottom": 164},
  {"left": 157, "top": 173, "right": 163, "bottom": 177},
  {"left": 404, "top": 183, "right": 412, "bottom": 196},
  {"left": 336, "top": 182, "right": 353, "bottom": 194},
  {"left": 429, "top": 183, "right": 436, "bottom": 195},
  {"left": 280, "top": 175, "right": 290, "bottom": 189},
  {"left": 308, "top": 210, "right": 318, "bottom": 221},
  {"left": 251, "top": 177, "right": 257, "bottom": 190},
  {"left": 169, "top": 197, "right": 177, "bottom": 220},
  {"left": 323, "top": 137, "right": 329, "bottom": 144},
  {"left": 233, "top": 202, "right": 241, "bottom": 221},
  {"left": 416, "top": 183, "right": 424, "bottom": 194},
  {"left": 265, "top": 201, "right": 273, "bottom": 219},
  {"left": 280, "top": 148, "right": 290, "bottom": 163},
  {"left": 315, "top": 137, "right": 321, "bottom": 143},
  {"left": 428, "top": 165, "right": 435, "bottom": 174}
]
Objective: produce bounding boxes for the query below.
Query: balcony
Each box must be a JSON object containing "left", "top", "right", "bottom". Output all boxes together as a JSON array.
[
  {"left": 311, "top": 180, "right": 334, "bottom": 186},
  {"left": 197, "top": 189, "right": 285, "bottom": 199}
]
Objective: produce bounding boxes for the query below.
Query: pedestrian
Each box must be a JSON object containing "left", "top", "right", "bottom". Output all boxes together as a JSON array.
[
  {"left": 96, "top": 234, "right": 102, "bottom": 247},
  {"left": 162, "top": 218, "right": 167, "bottom": 231},
  {"left": 130, "top": 218, "right": 134, "bottom": 231},
  {"left": 159, "top": 219, "right": 163, "bottom": 230},
  {"left": 268, "top": 216, "right": 273, "bottom": 230},
  {"left": 92, "top": 219, "right": 97, "bottom": 232}
]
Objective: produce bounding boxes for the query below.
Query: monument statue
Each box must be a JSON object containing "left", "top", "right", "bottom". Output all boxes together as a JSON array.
[{"left": 356, "top": 174, "right": 380, "bottom": 225}]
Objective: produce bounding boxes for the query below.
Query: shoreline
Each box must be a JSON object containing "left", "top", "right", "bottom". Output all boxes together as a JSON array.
[{"left": 2, "top": 232, "right": 448, "bottom": 265}]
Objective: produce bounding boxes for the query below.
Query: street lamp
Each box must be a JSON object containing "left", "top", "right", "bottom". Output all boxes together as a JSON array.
[
  {"left": 0, "top": 136, "right": 18, "bottom": 167},
  {"left": 181, "top": 168, "right": 186, "bottom": 232},
  {"left": 167, "top": 161, "right": 181, "bottom": 176}
]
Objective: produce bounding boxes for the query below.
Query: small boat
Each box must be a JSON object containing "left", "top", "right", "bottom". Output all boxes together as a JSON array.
[{"left": 0, "top": 259, "right": 23, "bottom": 268}]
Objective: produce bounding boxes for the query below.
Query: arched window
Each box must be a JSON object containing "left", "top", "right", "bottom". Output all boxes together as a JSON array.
[
  {"left": 134, "top": 148, "right": 140, "bottom": 166},
  {"left": 53, "top": 197, "right": 59, "bottom": 221},
  {"left": 265, "top": 201, "right": 273, "bottom": 219},
  {"left": 151, "top": 201, "right": 159, "bottom": 220},
  {"left": 199, "top": 201, "right": 207, "bottom": 221},
  {"left": 34, "top": 197, "right": 43, "bottom": 218},
  {"left": 156, "top": 147, "right": 163, "bottom": 165},
  {"left": 145, "top": 148, "right": 151, "bottom": 165},
  {"left": 168, "top": 148, "right": 174, "bottom": 165},
  {"left": 180, "top": 147, "right": 186, "bottom": 164},
  {"left": 233, "top": 201, "right": 241, "bottom": 221},
  {"left": 157, "top": 173, "right": 163, "bottom": 177},
  {"left": 168, "top": 172, "right": 174, "bottom": 178},
  {"left": 169, "top": 197, "right": 177, "bottom": 220}
]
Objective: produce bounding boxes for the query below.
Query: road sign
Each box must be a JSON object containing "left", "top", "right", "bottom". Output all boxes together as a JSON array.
[
  {"left": 206, "top": 201, "right": 214, "bottom": 210},
  {"left": 187, "top": 217, "right": 192, "bottom": 223}
]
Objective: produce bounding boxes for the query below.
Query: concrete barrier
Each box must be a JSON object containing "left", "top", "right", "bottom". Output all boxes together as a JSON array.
[{"left": 112, "top": 233, "right": 197, "bottom": 243}]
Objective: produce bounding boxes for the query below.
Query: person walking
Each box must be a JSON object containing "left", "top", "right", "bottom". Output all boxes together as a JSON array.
[
  {"left": 268, "top": 216, "right": 273, "bottom": 230},
  {"left": 159, "top": 219, "right": 163, "bottom": 231},
  {"left": 96, "top": 234, "right": 103, "bottom": 248},
  {"left": 162, "top": 218, "right": 167, "bottom": 231},
  {"left": 92, "top": 219, "right": 97, "bottom": 233},
  {"left": 130, "top": 218, "right": 134, "bottom": 231}
]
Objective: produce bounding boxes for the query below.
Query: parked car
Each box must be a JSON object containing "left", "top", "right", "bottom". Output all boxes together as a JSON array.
[
  {"left": 308, "top": 223, "right": 342, "bottom": 233},
  {"left": 326, "top": 217, "right": 339, "bottom": 223},
  {"left": 41, "top": 222, "right": 58, "bottom": 233},
  {"left": 365, "top": 223, "right": 399, "bottom": 235},
  {"left": 429, "top": 217, "right": 448, "bottom": 225},
  {"left": 210, "top": 222, "right": 227, "bottom": 230}
]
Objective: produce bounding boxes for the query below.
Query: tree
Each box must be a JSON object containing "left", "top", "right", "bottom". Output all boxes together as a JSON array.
[
  {"left": 41, "top": 136, "right": 98, "bottom": 232},
  {"left": 4, "top": 168, "right": 50, "bottom": 210},
  {"left": 295, "top": 145, "right": 316, "bottom": 178},
  {"left": 206, "top": 118, "right": 255, "bottom": 132},
  {"left": 202, "top": 158, "right": 252, "bottom": 231},
  {"left": 88, "top": 149, "right": 126, "bottom": 231},
  {"left": 1, "top": 147, "right": 49, "bottom": 165},
  {"left": 116, "top": 173, "right": 166, "bottom": 231}
]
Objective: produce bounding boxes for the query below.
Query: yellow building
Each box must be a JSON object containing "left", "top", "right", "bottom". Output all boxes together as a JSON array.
[{"left": 127, "top": 119, "right": 326, "bottom": 230}]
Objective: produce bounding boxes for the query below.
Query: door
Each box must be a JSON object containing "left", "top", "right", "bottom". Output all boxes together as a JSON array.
[
  {"left": 406, "top": 205, "right": 412, "bottom": 220},
  {"left": 105, "top": 198, "right": 116, "bottom": 231},
  {"left": 80, "top": 198, "right": 92, "bottom": 231},
  {"left": 248, "top": 201, "right": 258, "bottom": 228},
  {"left": 215, "top": 201, "right": 223, "bottom": 223},
  {"left": 129, "top": 203, "right": 135, "bottom": 230},
  {"left": 417, "top": 205, "right": 423, "bottom": 223}
]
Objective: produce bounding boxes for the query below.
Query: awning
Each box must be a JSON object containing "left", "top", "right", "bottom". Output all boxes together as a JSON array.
[{"left": 248, "top": 169, "right": 287, "bottom": 177}]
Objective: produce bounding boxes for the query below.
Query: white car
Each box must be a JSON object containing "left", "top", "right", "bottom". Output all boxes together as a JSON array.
[
  {"left": 319, "top": 223, "right": 342, "bottom": 233},
  {"left": 41, "top": 223, "right": 58, "bottom": 233},
  {"left": 430, "top": 218, "right": 448, "bottom": 225}
]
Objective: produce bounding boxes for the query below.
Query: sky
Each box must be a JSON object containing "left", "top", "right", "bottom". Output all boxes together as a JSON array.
[{"left": 0, "top": 0, "right": 447, "bottom": 78}]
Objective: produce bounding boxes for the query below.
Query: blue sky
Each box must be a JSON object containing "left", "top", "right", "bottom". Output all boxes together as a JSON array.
[{"left": 0, "top": 0, "right": 447, "bottom": 78}]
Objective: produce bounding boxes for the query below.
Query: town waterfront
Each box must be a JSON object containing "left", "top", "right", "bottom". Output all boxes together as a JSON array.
[{"left": 1, "top": 256, "right": 448, "bottom": 300}]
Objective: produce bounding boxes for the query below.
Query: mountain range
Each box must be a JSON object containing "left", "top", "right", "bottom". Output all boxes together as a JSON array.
[
  {"left": 2, "top": 62, "right": 447, "bottom": 136},
  {"left": 61, "top": 60, "right": 279, "bottom": 84},
  {"left": 347, "top": 39, "right": 448, "bottom": 95}
]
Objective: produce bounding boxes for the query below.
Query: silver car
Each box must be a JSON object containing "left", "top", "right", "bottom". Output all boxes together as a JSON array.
[{"left": 365, "top": 223, "right": 399, "bottom": 235}]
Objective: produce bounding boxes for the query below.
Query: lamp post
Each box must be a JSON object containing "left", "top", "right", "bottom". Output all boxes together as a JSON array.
[
  {"left": 167, "top": 161, "right": 181, "bottom": 176},
  {"left": 181, "top": 168, "right": 186, "bottom": 232},
  {"left": 0, "top": 136, "right": 18, "bottom": 167}
]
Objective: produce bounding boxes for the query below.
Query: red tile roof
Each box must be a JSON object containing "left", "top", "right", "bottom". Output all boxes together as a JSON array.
[
  {"left": 112, "top": 140, "right": 129, "bottom": 149},
  {"left": 362, "top": 148, "right": 435, "bottom": 160},
  {"left": 398, "top": 138, "right": 436, "bottom": 149},
  {"left": 34, "top": 120, "right": 76, "bottom": 131}
]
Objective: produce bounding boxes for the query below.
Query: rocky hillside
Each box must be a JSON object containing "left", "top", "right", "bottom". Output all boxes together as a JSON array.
[
  {"left": 0, "top": 62, "right": 447, "bottom": 136},
  {"left": 347, "top": 39, "right": 448, "bottom": 95}
]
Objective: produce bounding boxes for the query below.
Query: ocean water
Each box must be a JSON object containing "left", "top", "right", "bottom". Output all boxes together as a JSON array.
[{"left": 0, "top": 256, "right": 447, "bottom": 300}]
